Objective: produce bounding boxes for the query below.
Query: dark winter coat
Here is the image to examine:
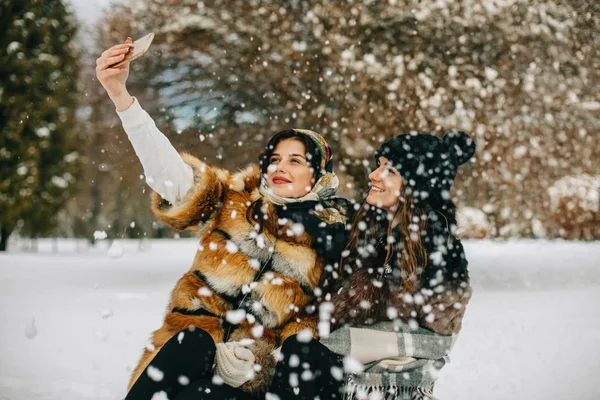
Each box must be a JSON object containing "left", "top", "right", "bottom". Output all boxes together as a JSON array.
[
  {"left": 129, "top": 153, "right": 348, "bottom": 393},
  {"left": 331, "top": 205, "right": 472, "bottom": 336}
]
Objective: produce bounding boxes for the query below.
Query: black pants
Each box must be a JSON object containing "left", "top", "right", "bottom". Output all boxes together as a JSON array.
[
  {"left": 124, "top": 327, "right": 256, "bottom": 400},
  {"left": 268, "top": 335, "right": 345, "bottom": 400},
  {"left": 173, "top": 379, "right": 257, "bottom": 400}
]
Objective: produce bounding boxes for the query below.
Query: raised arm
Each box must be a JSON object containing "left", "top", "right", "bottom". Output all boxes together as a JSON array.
[
  {"left": 95, "top": 38, "right": 193, "bottom": 204},
  {"left": 115, "top": 98, "right": 194, "bottom": 204}
]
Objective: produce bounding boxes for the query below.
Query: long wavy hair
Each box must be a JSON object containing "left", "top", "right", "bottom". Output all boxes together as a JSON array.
[{"left": 340, "top": 185, "right": 429, "bottom": 294}]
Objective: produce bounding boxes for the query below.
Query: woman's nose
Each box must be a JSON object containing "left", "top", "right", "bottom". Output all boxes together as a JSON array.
[
  {"left": 275, "top": 162, "right": 286, "bottom": 174},
  {"left": 369, "top": 166, "right": 382, "bottom": 181}
]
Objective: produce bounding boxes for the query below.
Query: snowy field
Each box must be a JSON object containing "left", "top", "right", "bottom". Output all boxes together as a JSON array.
[{"left": 1, "top": 238, "right": 599, "bottom": 400}]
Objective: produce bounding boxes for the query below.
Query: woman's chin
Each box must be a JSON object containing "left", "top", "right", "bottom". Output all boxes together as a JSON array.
[
  {"left": 365, "top": 192, "right": 378, "bottom": 206},
  {"left": 366, "top": 193, "right": 388, "bottom": 209}
]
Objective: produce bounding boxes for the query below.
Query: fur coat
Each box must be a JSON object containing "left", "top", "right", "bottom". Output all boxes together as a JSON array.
[
  {"left": 331, "top": 207, "right": 472, "bottom": 336},
  {"left": 129, "top": 153, "right": 347, "bottom": 393}
]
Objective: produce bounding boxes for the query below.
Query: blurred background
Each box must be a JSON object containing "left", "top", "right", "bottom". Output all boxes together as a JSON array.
[
  {"left": 1, "top": 2, "right": 600, "bottom": 400},
  {"left": 0, "top": 0, "right": 598, "bottom": 249}
]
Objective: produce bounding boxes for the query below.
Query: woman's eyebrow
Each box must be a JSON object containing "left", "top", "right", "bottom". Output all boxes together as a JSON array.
[
  {"left": 385, "top": 162, "right": 399, "bottom": 173},
  {"left": 289, "top": 153, "right": 306, "bottom": 159},
  {"left": 270, "top": 152, "right": 306, "bottom": 159}
]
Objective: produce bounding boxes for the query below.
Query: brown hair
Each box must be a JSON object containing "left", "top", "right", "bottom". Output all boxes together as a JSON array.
[
  {"left": 258, "top": 129, "right": 323, "bottom": 179},
  {"left": 341, "top": 187, "right": 428, "bottom": 294},
  {"left": 247, "top": 130, "right": 323, "bottom": 231}
]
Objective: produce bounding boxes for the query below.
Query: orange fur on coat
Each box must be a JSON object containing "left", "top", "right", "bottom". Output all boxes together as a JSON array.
[{"left": 128, "top": 153, "right": 326, "bottom": 393}]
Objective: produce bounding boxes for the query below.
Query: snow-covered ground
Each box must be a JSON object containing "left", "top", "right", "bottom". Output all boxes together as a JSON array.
[{"left": 1, "top": 239, "right": 599, "bottom": 400}]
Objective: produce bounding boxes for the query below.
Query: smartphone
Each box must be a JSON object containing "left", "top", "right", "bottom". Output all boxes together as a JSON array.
[{"left": 111, "top": 32, "right": 155, "bottom": 68}]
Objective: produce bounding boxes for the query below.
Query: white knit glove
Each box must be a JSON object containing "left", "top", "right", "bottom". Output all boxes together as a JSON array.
[{"left": 214, "top": 341, "right": 256, "bottom": 388}]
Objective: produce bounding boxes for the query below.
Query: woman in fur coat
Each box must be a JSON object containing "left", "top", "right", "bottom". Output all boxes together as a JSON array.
[
  {"left": 96, "top": 40, "right": 348, "bottom": 399},
  {"left": 267, "top": 131, "right": 476, "bottom": 400}
]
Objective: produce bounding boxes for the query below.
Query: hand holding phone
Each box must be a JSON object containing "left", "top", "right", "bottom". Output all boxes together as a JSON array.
[
  {"left": 96, "top": 34, "right": 154, "bottom": 110},
  {"left": 111, "top": 33, "right": 155, "bottom": 68}
]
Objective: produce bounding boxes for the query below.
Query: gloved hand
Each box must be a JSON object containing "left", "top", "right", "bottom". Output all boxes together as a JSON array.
[{"left": 214, "top": 340, "right": 256, "bottom": 388}]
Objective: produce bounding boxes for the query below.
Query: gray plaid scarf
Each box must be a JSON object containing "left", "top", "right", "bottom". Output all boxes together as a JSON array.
[{"left": 320, "top": 321, "right": 457, "bottom": 399}]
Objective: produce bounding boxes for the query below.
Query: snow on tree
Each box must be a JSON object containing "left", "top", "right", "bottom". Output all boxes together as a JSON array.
[
  {"left": 456, "top": 207, "right": 490, "bottom": 239},
  {"left": 90, "top": 0, "right": 598, "bottom": 239},
  {"left": 546, "top": 174, "right": 600, "bottom": 240},
  {"left": 0, "top": 0, "right": 81, "bottom": 250}
]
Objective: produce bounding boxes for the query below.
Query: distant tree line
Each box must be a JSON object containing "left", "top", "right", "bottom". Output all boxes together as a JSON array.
[{"left": 1, "top": 0, "right": 598, "bottom": 250}]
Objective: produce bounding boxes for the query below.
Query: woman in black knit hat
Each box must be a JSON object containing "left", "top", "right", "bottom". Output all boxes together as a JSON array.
[{"left": 268, "top": 131, "right": 476, "bottom": 400}]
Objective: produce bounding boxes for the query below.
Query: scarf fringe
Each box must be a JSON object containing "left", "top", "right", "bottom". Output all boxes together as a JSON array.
[{"left": 344, "top": 376, "right": 438, "bottom": 400}]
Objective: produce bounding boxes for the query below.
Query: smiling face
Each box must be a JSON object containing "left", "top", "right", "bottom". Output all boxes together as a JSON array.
[
  {"left": 366, "top": 156, "right": 403, "bottom": 210},
  {"left": 266, "top": 138, "right": 315, "bottom": 198}
]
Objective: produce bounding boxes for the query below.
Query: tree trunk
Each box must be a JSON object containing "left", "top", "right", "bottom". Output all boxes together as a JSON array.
[
  {"left": 0, "top": 225, "right": 10, "bottom": 251},
  {"left": 88, "top": 103, "right": 103, "bottom": 246}
]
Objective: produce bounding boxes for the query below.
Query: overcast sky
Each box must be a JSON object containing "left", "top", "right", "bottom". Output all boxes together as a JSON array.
[{"left": 68, "top": 0, "right": 115, "bottom": 25}]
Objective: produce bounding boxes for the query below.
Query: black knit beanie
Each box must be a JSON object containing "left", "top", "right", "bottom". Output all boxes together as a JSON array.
[{"left": 374, "top": 131, "right": 476, "bottom": 208}]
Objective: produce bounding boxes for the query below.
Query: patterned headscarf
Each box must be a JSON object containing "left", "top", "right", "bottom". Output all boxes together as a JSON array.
[
  {"left": 291, "top": 129, "right": 332, "bottom": 172},
  {"left": 259, "top": 128, "right": 339, "bottom": 205}
]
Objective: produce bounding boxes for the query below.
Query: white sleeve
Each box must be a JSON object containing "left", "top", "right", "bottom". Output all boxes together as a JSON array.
[{"left": 116, "top": 98, "right": 194, "bottom": 204}]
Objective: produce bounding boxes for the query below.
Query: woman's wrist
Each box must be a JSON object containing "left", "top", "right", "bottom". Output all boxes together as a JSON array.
[{"left": 109, "top": 90, "right": 135, "bottom": 112}]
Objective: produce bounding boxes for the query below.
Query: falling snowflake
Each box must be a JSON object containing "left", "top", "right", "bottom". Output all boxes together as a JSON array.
[
  {"left": 147, "top": 366, "right": 164, "bottom": 382},
  {"left": 296, "top": 328, "right": 313, "bottom": 343},
  {"left": 226, "top": 309, "right": 246, "bottom": 324},
  {"left": 225, "top": 241, "right": 239, "bottom": 253},
  {"left": 93, "top": 230, "right": 107, "bottom": 240},
  {"left": 343, "top": 356, "right": 365, "bottom": 374},
  {"left": 150, "top": 391, "right": 169, "bottom": 400}
]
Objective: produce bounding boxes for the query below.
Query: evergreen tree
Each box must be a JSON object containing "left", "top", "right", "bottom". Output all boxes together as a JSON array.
[{"left": 0, "top": 0, "right": 80, "bottom": 250}]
